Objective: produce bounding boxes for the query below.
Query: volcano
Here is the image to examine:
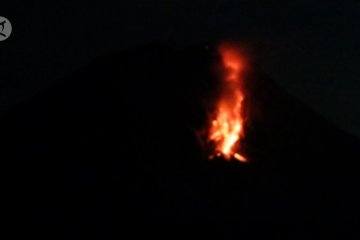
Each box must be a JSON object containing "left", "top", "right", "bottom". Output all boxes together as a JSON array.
[{"left": 3, "top": 42, "right": 359, "bottom": 239}]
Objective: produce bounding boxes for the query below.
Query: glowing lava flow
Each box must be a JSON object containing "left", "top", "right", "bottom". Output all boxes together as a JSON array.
[{"left": 208, "top": 45, "right": 247, "bottom": 162}]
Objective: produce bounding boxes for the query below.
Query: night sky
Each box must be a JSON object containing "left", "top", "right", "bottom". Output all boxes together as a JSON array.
[{"left": 1, "top": 0, "right": 359, "bottom": 137}]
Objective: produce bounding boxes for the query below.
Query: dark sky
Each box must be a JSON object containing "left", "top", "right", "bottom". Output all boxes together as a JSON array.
[{"left": 1, "top": 0, "right": 359, "bottom": 137}]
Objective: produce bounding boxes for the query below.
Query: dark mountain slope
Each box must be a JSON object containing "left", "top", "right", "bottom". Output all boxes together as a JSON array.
[{"left": 2, "top": 43, "right": 359, "bottom": 239}]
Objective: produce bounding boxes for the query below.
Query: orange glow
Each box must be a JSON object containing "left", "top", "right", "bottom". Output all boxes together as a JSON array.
[{"left": 208, "top": 44, "right": 247, "bottom": 162}]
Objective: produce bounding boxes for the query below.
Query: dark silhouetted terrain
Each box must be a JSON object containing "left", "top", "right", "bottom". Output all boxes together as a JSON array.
[{"left": 3, "top": 43, "right": 359, "bottom": 239}]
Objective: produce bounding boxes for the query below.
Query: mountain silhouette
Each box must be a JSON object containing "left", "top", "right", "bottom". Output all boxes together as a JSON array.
[{"left": 2, "top": 42, "right": 359, "bottom": 239}]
